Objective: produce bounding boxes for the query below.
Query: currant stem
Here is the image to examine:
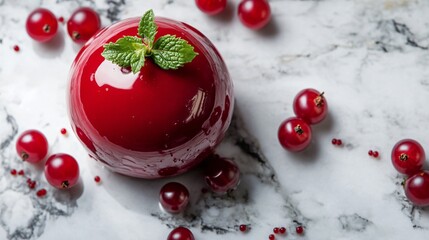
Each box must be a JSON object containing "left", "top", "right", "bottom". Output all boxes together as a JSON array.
[
  {"left": 21, "top": 152, "right": 29, "bottom": 161},
  {"left": 294, "top": 125, "right": 304, "bottom": 135},
  {"left": 314, "top": 92, "right": 325, "bottom": 107},
  {"left": 399, "top": 153, "right": 408, "bottom": 161},
  {"left": 43, "top": 24, "right": 51, "bottom": 33},
  {"left": 72, "top": 31, "right": 80, "bottom": 40},
  {"left": 61, "top": 180, "right": 70, "bottom": 189}
]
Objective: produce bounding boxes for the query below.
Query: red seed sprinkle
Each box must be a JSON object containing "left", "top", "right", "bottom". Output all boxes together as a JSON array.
[
  {"left": 13, "top": 45, "right": 20, "bottom": 52},
  {"left": 94, "top": 176, "right": 101, "bottom": 183},
  {"left": 331, "top": 138, "right": 337, "bottom": 145},
  {"left": 29, "top": 181, "right": 36, "bottom": 189},
  {"left": 279, "top": 227, "right": 286, "bottom": 234},
  {"left": 368, "top": 150, "right": 373, "bottom": 156},
  {"left": 58, "top": 16, "right": 64, "bottom": 23},
  {"left": 10, "top": 169, "right": 17, "bottom": 175},
  {"left": 296, "top": 226, "right": 304, "bottom": 234},
  {"left": 36, "top": 188, "right": 47, "bottom": 197},
  {"left": 273, "top": 227, "right": 279, "bottom": 234},
  {"left": 18, "top": 170, "right": 24, "bottom": 175},
  {"left": 239, "top": 224, "right": 247, "bottom": 232},
  {"left": 373, "top": 151, "right": 379, "bottom": 158},
  {"left": 60, "top": 128, "right": 67, "bottom": 135},
  {"left": 269, "top": 234, "right": 275, "bottom": 240},
  {"left": 336, "top": 139, "right": 342, "bottom": 146}
]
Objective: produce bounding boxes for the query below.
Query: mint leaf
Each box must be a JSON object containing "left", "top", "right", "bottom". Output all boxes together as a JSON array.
[
  {"left": 102, "top": 10, "right": 198, "bottom": 73},
  {"left": 152, "top": 35, "right": 198, "bottom": 70},
  {"left": 102, "top": 36, "right": 147, "bottom": 74},
  {"left": 129, "top": 47, "right": 146, "bottom": 74},
  {"left": 138, "top": 10, "right": 157, "bottom": 48}
]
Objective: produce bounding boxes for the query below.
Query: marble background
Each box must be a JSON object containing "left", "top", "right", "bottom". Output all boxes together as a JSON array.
[{"left": 1, "top": 0, "right": 429, "bottom": 239}]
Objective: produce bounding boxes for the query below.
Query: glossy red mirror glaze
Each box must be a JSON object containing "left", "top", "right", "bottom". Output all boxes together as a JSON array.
[{"left": 68, "top": 17, "right": 233, "bottom": 178}]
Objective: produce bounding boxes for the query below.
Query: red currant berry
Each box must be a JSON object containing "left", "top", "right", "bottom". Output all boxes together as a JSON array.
[
  {"left": 26, "top": 8, "right": 58, "bottom": 42},
  {"left": 18, "top": 170, "right": 24, "bottom": 175},
  {"left": 36, "top": 188, "right": 47, "bottom": 197},
  {"left": 195, "top": 0, "right": 227, "bottom": 15},
  {"left": 44, "top": 153, "right": 80, "bottom": 189},
  {"left": 331, "top": 138, "right": 337, "bottom": 145},
  {"left": 368, "top": 150, "right": 373, "bottom": 156},
  {"left": 160, "top": 182, "right": 190, "bottom": 214},
  {"left": 273, "top": 227, "right": 279, "bottom": 234},
  {"left": 16, "top": 130, "right": 49, "bottom": 163},
  {"left": 293, "top": 89, "right": 328, "bottom": 125},
  {"left": 94, "top": 176, "right": 101, "bottom": 183},
  {"left": 13, "top": 45, "right": 20, "bottom": 52},
  {"left": 29, "top": 181, "right": 36, "bottom": 189},
  {"left": 278, "top": 117, "right": 312, "bottom": 152},
  {"left": 279, "top": 227, "right": 286, "bottom": 234},
  {"left": 67, "top": 7, "right": 101, "bottom": 44},
  {"left": 167, "top": 227, "right": 195, "bottom": 240},
  {"left": 391, "top": 139, "right": 425, "bottom": 175},
  {"left": 238, "top": 0, "right": 271, "bottom": 30},
  {"left": 405, "top": 171, "right": 429, "bottom": 206},
  {"left": 239, "top": 224, "right": 247, "bottom": 232},
  {"left": 58, "top": 16, "right": 64, "bottom": 23},
  {"left": 269, "top": 234, "right": 275, "bottom": 240},
  {"left": 336, "top": 139, "right": 342, "bottom": 146},
  {"left": 373, "top": 151, "right": 379, "bottom": 158},
  {"left": 60, "top": 128, "right": 67, "bottom": 135},
  {"left": 10, "top": 169, "right": 17, "bottom": 175},
  {"left": 204, "top": 155, "right": 240, "bottom": 194},
  {"left": 296, "top": 226, "right": 304, "bottom": 234}
]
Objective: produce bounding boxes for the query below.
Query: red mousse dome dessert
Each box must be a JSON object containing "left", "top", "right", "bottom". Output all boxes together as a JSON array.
[{"left": 68, "top": 10, "right": 233, "bottom": 178}]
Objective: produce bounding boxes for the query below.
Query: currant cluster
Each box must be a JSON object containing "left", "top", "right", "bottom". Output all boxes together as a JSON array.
[
  {"left": 331, "top": 138, "right": 342, "bottom": 146},
  {"left": 158, "top": 156, "right": 239, "bottom": 239},
  {"left": 267, "top": 226, "right": 287, "bottom": 239},
  {"left": 391, "top": 139, "right": 429, "bottom": 206},
  {"left": 26, "top": 7, "right": 100, "bottom": 44},
  {"left": 165, "top": 223, "right": 303, "bottom": 239},
  {"left": 270, "top": 225, "right": 305, "bottom": 239},
  {"left": 10, "top": 167, "right": 47, "bottom": 197},
  {"left": 278, "top": 89, "right": 328, "bottom": 152},
  {"left": 159, "top": 155, "right": 240, "bottom": 214},
  {"left": 273, "top": 227, "right": 286, "bottom": 235},
  {"left": 195, "top": 0, "right": 271, "bottom": 30},
  {"left": 15, "top": 129, "right": 80, "bottom": 190},
  {"left": 368, "top": 149, "right": 379, "bottom": 158}
]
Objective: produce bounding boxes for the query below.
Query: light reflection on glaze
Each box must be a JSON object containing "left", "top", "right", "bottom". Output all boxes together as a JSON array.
[
  {"left": 95, "top": 60, "right": 139, "bottom": 90},
  {"left": 185, "top": 89, "right": 207, "bottom": 124}
]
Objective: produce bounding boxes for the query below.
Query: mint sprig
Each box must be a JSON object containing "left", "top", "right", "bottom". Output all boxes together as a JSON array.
[{"left": 102, "top": 10, "right": 198, "bottom": 73}]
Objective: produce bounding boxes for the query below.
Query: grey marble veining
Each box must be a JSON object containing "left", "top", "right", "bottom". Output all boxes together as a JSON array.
[{"left": 1, "top": 0, "right": 429, "bottom": 239}]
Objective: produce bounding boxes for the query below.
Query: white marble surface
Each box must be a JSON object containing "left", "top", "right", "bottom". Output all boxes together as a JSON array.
[{"left": 1, "top": 0, "right": 429, "bottom": 239}]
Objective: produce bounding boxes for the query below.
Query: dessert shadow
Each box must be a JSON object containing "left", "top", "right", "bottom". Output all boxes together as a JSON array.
[
  {"left": 32, "top": 28, "right": 65, "bottom": 58},
  {"left": 209, "top": 1, "right": 235, "bottom": 23}
]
